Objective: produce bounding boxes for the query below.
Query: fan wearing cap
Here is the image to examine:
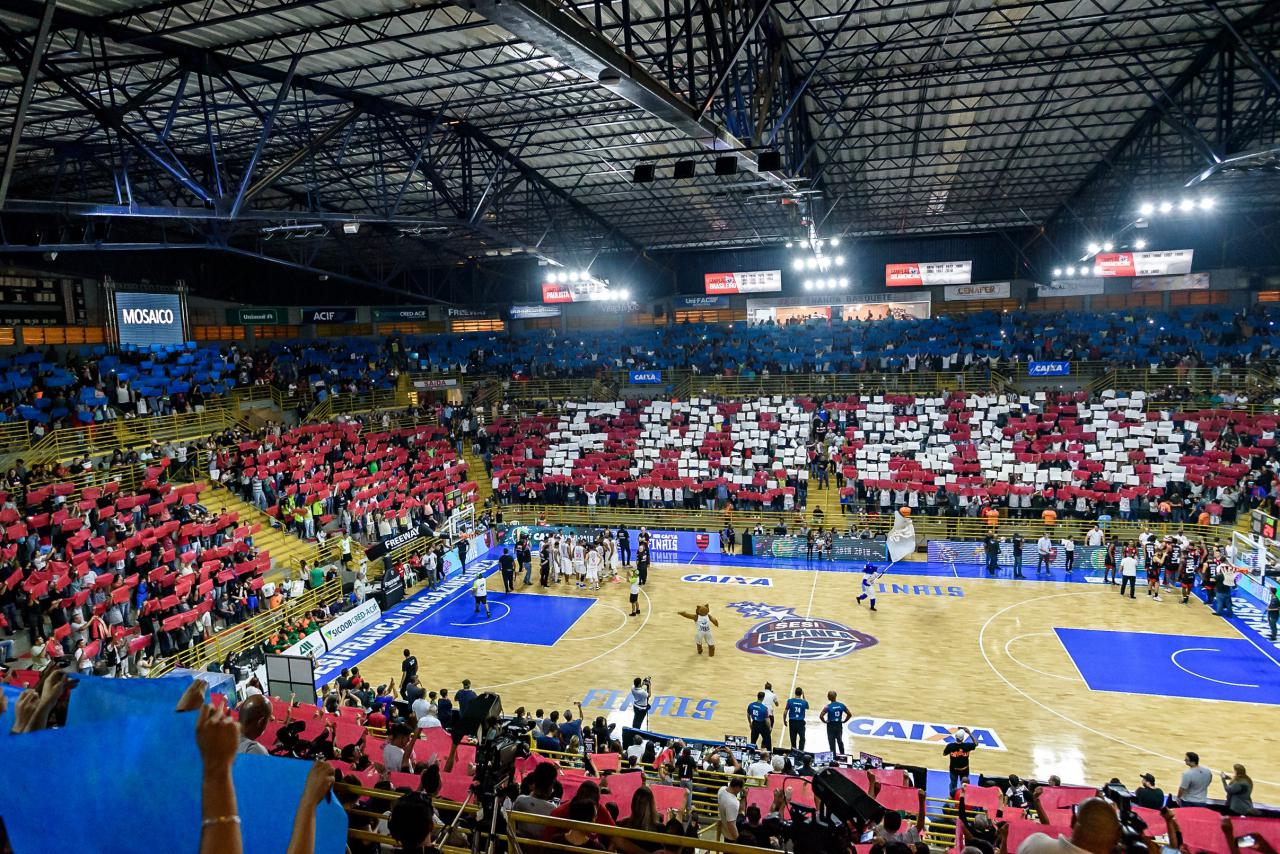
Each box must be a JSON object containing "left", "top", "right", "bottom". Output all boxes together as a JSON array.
[{"left": 1133, "top": 773, "right": 1166, "bottom": 809}]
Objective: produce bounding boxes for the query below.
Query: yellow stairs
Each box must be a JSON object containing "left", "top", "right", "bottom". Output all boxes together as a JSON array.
[
  {"left": 461, "top": 446, "right": 494, "bottom": 508},
  {"left": 198, "top": 480, "right": 319, "bottom": 574}
]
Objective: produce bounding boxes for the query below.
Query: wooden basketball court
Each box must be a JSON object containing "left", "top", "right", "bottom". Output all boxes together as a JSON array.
[{"left": 346, "top": 556, "right": 1280, "bottom": 804}]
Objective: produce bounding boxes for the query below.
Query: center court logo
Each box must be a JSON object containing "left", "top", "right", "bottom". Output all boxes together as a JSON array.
[{"left": 729, "top": 601, "right": 877, "bottom": 661}]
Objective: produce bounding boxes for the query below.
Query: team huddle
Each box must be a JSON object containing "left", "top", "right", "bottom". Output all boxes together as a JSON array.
[{"left": 1105, "top": 532, "right": 1236, "bottom": 607}]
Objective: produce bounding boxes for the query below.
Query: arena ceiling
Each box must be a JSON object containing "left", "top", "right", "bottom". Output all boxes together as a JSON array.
[{"left": 0, "top": 0, "right": 1277, "bottom": 290}]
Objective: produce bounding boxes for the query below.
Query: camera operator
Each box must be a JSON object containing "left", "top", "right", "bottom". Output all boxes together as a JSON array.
[{"left": 628, "top": 676, "right": 652, "bottom": 729}]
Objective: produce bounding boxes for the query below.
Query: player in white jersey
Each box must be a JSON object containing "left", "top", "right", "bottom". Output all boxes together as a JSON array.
[
  {"left": 585, "top": 545, "right": 603, "bottom": 589},
  {"left": 678, "top": 604, "right": 720, "bottom": 656},
  {"left": 572, "top": 538, "right": 586, "bottom": 583},
  {"left": 855, "top": 563, "right": 881, "bottom": 611}
]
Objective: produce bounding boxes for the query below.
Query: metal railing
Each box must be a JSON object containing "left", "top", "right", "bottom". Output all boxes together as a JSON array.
[
  {"left": 151, "top": 577, "right": 345, "bottom": 676},
  {"left": 501, "top": 503, "right": 1236, "bottom": 547}
]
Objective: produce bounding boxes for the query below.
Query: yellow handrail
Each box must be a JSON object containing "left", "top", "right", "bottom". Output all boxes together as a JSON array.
[{"left": 502, "top": 503, "right": 1235, "bottom": 547}]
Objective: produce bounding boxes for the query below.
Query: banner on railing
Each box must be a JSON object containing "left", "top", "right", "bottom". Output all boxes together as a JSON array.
[
  {"left": 303, "top": 307, "right": 358, "bottom": 323},
  {"left": 226, "top": 307, "right": 287, "bottom": 325},
  {"left": 1130, "top": 272, "right": 1210, "bottom": 292},
  {"left": 1039, "top": 279, "right": 1105, "bottom": 296},
  {"left": 674, "top": 295, "right": 730, "bottom": 309},
  {"left": 629, "top": 371, "right": 663, "bottom": 384},
  {"left": 927, "top": 539, "right": 1108, "bottom": 570},
  {"left": 319, "top": 598, "right": 381, "bottom": 649},
  {"left": 748, "top": 534, "right": 887, "bottom": 562},
  {"left": 509, "top": 303, "right": 562, "bottom": 319},
  {"left": 1028, "top": 361, "right": 1071, "bottom": 377},
  {"left": 943, "top": 282, "right": 1010, "bottom": 301},
  {"left": 372, "top": 307, "right": 431, "bottom": 322},
  {"left": 885, "top": 260, "right": 971, "bottom": 287}
]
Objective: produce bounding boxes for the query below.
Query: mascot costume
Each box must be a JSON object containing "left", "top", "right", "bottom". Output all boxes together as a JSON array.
[{"left": 677, "top": 604, "right": 719, "bottom": 656}]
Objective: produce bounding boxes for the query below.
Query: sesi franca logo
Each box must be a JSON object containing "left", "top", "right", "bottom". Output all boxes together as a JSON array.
[{"left": 729, "top": 602, "right": 877, "bottom": 661}]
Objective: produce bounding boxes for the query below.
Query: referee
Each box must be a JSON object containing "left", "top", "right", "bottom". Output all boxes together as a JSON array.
[{"left": 747, "top": 692, "right": 773, "bottom": 751}]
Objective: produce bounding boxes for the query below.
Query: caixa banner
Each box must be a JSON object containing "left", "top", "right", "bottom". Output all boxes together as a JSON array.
[
  {"left": 1027, "top": 361, "right": 1070, "bottom": 377},
  {"left": 748, "top": 534, "right": 887, "bottom": 562},
  {"left": 503, "top": 524, "right": 720, "bottom": 554},
  {"left": 629, "top": 371, "right": 663, "bottom": 384}
]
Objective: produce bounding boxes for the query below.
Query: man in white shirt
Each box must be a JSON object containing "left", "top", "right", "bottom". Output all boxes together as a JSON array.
[
  {"left": 1085, "top": 525, "right": 1103, "bottom": 547},
  {"left": 1177, "top": 751, "right": 1213, "bottom": 804},
  {"left": 717, "top": 776, "right": 744, "bottom": 841},
  {"left": 1120, "top": 551, "right": 1138, "bottom": 599},
  {"left": 1036, "top": 535, "right": 1053, "bottom": 575},
  {"left": 1060, "top": 536, "right": 1076, "bottom": 572},
  {"left": 745, "top": 751, "right": 772, "bottom": 779},
  {"left": 236, "top": 694, "right": 270, "bottom": 756}
]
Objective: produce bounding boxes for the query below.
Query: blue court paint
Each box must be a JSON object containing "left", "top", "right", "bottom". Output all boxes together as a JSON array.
[
  {"left": 1055, "top": 628, "right": 1280, "bottom": 706},
  {"left": 410, "top": 591, "right": 596, "bottom": 646}
]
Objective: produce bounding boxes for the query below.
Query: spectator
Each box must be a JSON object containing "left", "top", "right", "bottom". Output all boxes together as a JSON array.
[
  {"left": 1220, "top": 764, "right": 1253, "bottom": 815},
  {"left": 1177, "top": 751, "right": 1212, "bottom": 805},
  {"left": 1133, "top": 773, "right": 1165, "bottom": 810},
  {"left": 237, "top": 694, "right": 271, "bottom": 756}
]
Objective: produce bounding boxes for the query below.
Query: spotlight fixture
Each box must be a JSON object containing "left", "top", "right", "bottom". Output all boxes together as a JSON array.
[
  {"left": 793, "top": 259, "right": 805, "bottom": 271},
  {"left": 342, "top": 221, "right": 360, "bottom": 235},
  {"left": 1102, "top": 242, "right": 1114, "bottom": 252},
  {"left": 1138, "top": 202, "right": 1154, "bottom": 217},
  {"left": 785, "top": 241, "right": 793, "bottom": 249},
  {"left": 1178, "top": 198, "right": 1194, "bottom": 212},
  {"left": 1052, "top": 268, "right": 1062, "bottom": 277},
  {"left": 803, "top": 280, "right": 812, "bottom": 291},
  {"left": 838, "top": 278, "right": 849, "bottom": 289},
  {"left": 1199, "top": 197, "right": 1215, "bottom": 210},
  {"left": 1066, "top": 266, "right": 1076, "bottom": 277},
  {"left": 829, "top": 236, "right": 840, "bottom": 247},
  {"left": 1159, "top": 201, "right": 1173, "bottom": 213},
  {"left": 835, "top": 255, "right": 845, "bottom": 266},
  {"left": 1134, "top": 239, "right": 1147, "bottom": 250},
  {"left": 1087, "top": 242, "right": 1101, "bottom": 254}
]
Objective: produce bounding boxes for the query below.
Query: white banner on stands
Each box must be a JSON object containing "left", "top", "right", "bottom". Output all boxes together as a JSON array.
[
  {"left": 1040, "top": 279, "right": 1105, "bottom": 296},
  {"left": 943, "top": 282, "right": 1010, "bottom": 301},
  {"left": 320, "top": 599, "right": 381, "bottom": 648},
  {"left": 282, "top": 631, "right": 327, "bottom": 661}
]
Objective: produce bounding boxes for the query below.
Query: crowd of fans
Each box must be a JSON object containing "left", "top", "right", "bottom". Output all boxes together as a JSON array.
[
  {"left": 4, "top": 304, "right": 1280, "bottom": 432},
  {"left": 476, "top": 390, "right": 1265, "bottom": 524}
]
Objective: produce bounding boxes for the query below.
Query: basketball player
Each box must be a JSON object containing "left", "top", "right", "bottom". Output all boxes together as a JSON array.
[
  {"left": 585, "top": 544, "right": 602, "bottom": 591},
  {"left": 572, "top": 537, "right": 587, "bottom": 587},
  {"left": 677, "top": 604, "right": 719, "bottom": 656},
  {"left": 556, "top": 533, "right": 569, "bottom": 584},
  {"left": 819, "top": 690, "right": 850, "bottom": 755},
  {"left": 1148, "top": 542, "right": 1165, "bottom": 601},
  {"left": 855, "top": 563, "right": 880, "bottom": 611},
  {"left": 472, "top": 573, "right": 490, "bottom": 617},
  {"left": 747, "top": 692, "right": 773, "bottom": 751},
  {"left": 1180, "top": 543, "right": 1201, "bottom": 605}
]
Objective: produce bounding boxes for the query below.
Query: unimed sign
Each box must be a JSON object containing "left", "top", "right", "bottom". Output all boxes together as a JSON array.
[{"left": 115, "top": 291, "right": 184, "bottom": 348}]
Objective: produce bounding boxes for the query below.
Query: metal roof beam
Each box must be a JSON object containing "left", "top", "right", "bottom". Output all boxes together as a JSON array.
[{"left": 468, "top": 0, "right": 797, "bottom": 192}]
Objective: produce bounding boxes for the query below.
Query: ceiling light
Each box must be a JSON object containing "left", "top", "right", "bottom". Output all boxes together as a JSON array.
[
  {"left": 839, "top": 278, "right": 849, "bottom": 288},
  {"left": 803, "top": 280, "right": 812, "bottom": 291},
  {"left": 1066, "top": 266, "right": 1076, "bottom": 277},
  {"left": 1158, "top": 201, "right": 1173, "bottom": 213},
  {"left": 1087, "top": 242, "right": 1101, "bottom": 254},
  {"left": 1138, "top": 203, "right": 1154, "bottom": 217},
  {"left": 805, "top": 258, "right": 817, "bottom": 270},
  {"left": 793, "top": 259, "right": 805, "bottom": 271},
  {"left": 1134, "top": 239, "right": 1147, "bottom": 250},
  {"left": 835, "top": 255, "right": 845, "bottom": 266},
  {"left": 785, "top": 241, "right": 793, "bottom": 249},
  {"left": 1052, "top": 268, "right": 1062, "bottom": 277},
  {"left": 829, "top": 236, "right": 840, "bottom": 247},
  {"left": 1102, "top": 242, "right": 1114, "bottom": 252},
  {"left": 1179, "top": 198, "right": 1194, "bottom": 212},
  {"left": 342, "top": 222, "right": 360, "bottom": 235},
  {"left": 1199, "top": 197, "right": 1215, "bottom": 210}
]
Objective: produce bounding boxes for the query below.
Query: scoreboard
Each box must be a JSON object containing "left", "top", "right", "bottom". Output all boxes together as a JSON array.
[{"left": 0, "top": 273, "right": 85, "bottom": 325}]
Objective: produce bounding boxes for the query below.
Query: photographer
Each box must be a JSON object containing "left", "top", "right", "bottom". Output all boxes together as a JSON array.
[{"left": 629, "top": 676, "right": 652, "bottom": 729}]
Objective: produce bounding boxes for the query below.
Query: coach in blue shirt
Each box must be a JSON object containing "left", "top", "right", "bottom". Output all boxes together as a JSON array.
[
  {"left": 747, "top": 691, "right": 773, "bottom": 751},
  {"left": 785, "top": 688, "right": 809, "bottom": 752}
]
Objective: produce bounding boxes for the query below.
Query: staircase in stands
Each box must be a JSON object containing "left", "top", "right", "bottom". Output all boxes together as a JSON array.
[
  {"left": 461, "top": 446, "right": 494, "bottom": 508},
  {"left": 198, "top": 480, "right": 319, "bottom": 574}
]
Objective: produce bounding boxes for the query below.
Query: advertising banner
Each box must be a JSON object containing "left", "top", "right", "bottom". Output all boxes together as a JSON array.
[
  {"left": 748, "top": 535, "right": 887, "bottom": 562},
  {"left": 1130, "top": 272, "right": 1210, "bottom": 292},
  {"left": 1039, "top": 279, "right": 1106, "bottom": 296},
  {"left": 629, "top": 371, "right": 663, "bottom": 384},
  {"left": 1093, "top": 249, "right": 1193, "bottom": 277},
  {"left": 116, "top": 291, "right": 184, "bottom": 348},
  {"left": 838, "top": 300, "right": 932, "bottom": 321},
  {"left": 944, "top": 282, "right": 1010, "bottom": 301},
  {"left": 372, "top": 307, "right": 431, "bottom": 322},
  {"left": 281, "top": 631, "right": 326, "bottom": 661},
  {"left": 319, "top": 599, "right": 381, "bottom": 649},
  {"left": 1028, "top": 361, "right": 1071, "bottom": 377},
  {"left": 226, "top": 307, "right": 287, "bottom": 325},
  {"left": 541, "top": 282, "right": 616, "bottom": 303},
  {"left": 445, "top": 306, "right": 495, "bottom": 319},
  {"left": 303, "top": 307, "right": 358, "bottom": 323},
  {"left": 927, "top": 540, "right": 1110, "bottom": 570},
  {"left": 885, "top": 260, "right": 972, "bottom": 287},
  {"left": 704, "top": 270, "right": 783, "bottom": 295},
  {"left": 674, "top": 295, "right": 730, "bottom": 309},
  {"left": 510, "top": 303, "right": 562, "bottom": 319}
]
